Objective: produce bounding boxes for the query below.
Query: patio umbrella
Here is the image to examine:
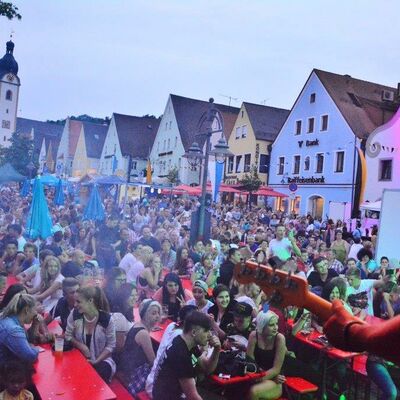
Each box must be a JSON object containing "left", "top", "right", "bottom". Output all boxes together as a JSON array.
[
  {"left": 54, "top": 179, "right": 65, "bottom": 206},
  {"left": 83, "top": 184, "right": 105, "bottom": 221},
  {"left": 25, "top": 176, "right": 53, "bottom": 240},
  {"left": 20, "top": 179, "right": 30, "bottom": 197}
]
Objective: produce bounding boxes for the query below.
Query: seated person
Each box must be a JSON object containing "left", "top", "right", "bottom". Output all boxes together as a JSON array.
[
  {"left": 307, "top": 256, "right": 338, "bottom": 289},
  {"left": 246, "top": 310, "right": 286, "bottom": 400},
  {"left": 186, "top": 280, "right": 213, "bottom": 314},
  {"left": 0, "top": 360, "right": 35, "bottom": 400},
  {"left": 380, "top": 284, "right": 400, "bottom": 319},
  {"left": 0, "top": 239, "right": 25, "bottom": 275},
  {"left": 224, "top": 301, "right": 255, "bottom": 351},
  {"left": 152, "top": 311, "right": 221, "bottom": 400},
  {"left": 356, "top": 248, "right": 379, "bottom": 279},
  {"left": 20, "top": 243, "right": 39, "bottom": 273},
  {"left": 46, "top": 277, "right": 80, "bottom": 331},
  {"left": 61, "top": 250, "right": 85, "bottom": 279}
]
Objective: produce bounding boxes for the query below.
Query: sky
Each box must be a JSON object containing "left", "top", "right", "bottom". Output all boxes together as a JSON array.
[{"left": 1, "top": 0, "right": 400, "bottom": 121}]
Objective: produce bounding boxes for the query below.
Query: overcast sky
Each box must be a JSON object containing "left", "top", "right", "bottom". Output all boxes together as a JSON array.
[{"left": 1, "top": 0, "right": 400, "bottom": 121}]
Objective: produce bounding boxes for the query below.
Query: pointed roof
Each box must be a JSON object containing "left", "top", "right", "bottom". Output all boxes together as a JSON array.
[
  {"left": 170, "top": 94, "right": 240, "bottom": 150},
  {"left": 0, "top": 40, "right": 18, "bottom": 79},
  {"left": 16, "top": 117, "right": 64, "bottom": 162},
  {"left": 113, "top": 113, "right": 161, "bottom": 158},
  {"left": 314, "top": 69, "right": 399, "bottom": 139},
  {"left": 68, "top": 119, "right": 83, "bottom": 158},
  {"left": 81, "top": 121, "right": 108, "bottom": 159},
  {"left": 243, "top": 102, "right": 290, "bottom": 141}
]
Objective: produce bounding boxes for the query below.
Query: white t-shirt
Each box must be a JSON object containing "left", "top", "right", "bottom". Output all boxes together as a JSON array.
[
  {"left": 348, "top": 244, "right": 363, "bottom": 261},
  {"left": 119, "top": 253, "right": 144, "bottom": 283},
  {"left": 42, "top": 274, "right": 65, "bottom": 313},
  {"left": 145, "top": 323, "right": 182, "bottom": 396},
  {"left": 111, "top": 312, "right": 134, "bottom": 333},
  {"left": 346, "top": 279, "right": 375, "bottom": 315},
  {"left": 269, "top": 238, "right": 293, "bottom": 261}
]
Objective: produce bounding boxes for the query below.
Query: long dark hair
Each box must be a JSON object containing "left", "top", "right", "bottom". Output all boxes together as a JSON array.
[
  {"left": 112, "top": 283, "right": 136, "bottom": 322},
  {"left": 0, "top": 283, "right": 26, "bottom": 310},
  {"left": 77, "top": 286, "right": 110, "bottom": 313},
  {"left": 162, "top": 273, "right": 185, "bottom": 305},
  {"left": 174, "top": 247, "right": 190, "bottom": 275}
]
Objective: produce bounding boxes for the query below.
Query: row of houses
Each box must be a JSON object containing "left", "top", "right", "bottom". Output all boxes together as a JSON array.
[{"left": 1, "top": 40, "right": 399, "bottom": 219}]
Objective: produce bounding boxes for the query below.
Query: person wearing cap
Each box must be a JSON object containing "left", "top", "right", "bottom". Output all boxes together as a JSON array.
[
  {"left": 187, "top": 280, "right": 213, "bottom": 314},
  {"left": 224, "top": 302, "right": 255, "bottom": 351}
]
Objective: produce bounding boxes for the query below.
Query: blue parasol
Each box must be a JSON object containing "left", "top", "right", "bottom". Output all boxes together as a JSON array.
[
  {"left": 25, "top": 176, "right": 53, "bottom": 240},
  {"left": 54, "top": 178, "right": 65, "bottom": 206},
  {"left": 83, "top": 184, "right": 105, "bottom": 221},
  {"left": 20, "top": 179, "right": 30, "bottom": 197}
]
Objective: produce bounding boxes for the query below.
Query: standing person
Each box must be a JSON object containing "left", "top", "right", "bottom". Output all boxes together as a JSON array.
[
  {"left": 217, "top": 248, "right": 242, "bottom": 288},
  {"left": 246, "top": 310, "right": 286, "bottom": 400},
  {"left": 330, "top": 230, "right": 350, "bottom": 265},
  {"left": 65, "top": 286, "right": 116, "bottom": 382},
  {"left": 0, "top": 293, "right": 40, "bottom": 364},
  {"left": 118, "top": 300, "right": 161, "bottom": 396},
  {"left": 307, "top": 256, "right": 339, "bottom": 290},
  {"left": 152, "top": 311, "right": 221, "bottom": 400},
  {"left": 269, "top": 224, "right": 301, "bottom": 262}
]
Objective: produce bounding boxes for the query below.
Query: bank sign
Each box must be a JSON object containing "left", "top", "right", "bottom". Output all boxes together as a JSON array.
[{"left": 287, "top": 176, "right": 325, "bottom": 184}]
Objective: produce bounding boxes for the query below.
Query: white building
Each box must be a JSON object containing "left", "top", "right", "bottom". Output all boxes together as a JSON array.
[
  {"left": 0, "top": 40, "right": 20, "bottom": 147},
  {"left": 150, "top": 94, "right": 239, "bottom": 185},
  {"left": 364, "top": 106, "right": 400, "bottom": 202}
]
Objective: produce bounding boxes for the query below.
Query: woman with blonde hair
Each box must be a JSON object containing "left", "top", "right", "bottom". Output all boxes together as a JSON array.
[
  {"left": 246, "top": 310, "right": 286, "bottom": 400},
  {"left": 29, "top": 256, "right": 64, "bottom": 313},
  {"left": 65, "top": 286, "right": 116, "bottom": 382}
]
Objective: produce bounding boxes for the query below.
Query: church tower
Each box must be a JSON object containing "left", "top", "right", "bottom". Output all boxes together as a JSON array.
[{"left": 0, "top": 40, "right": 20, "bottom": 147}]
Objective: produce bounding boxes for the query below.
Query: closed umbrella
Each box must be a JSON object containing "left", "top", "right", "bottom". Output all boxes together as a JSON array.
[
  {"left": 20, "top": 179, "right": 30, "bottom": 197},
  {"left": 25, "top": 176, "right": 53, "bottom": 240},
  {"left": 83, "top": 184, "right": 105, "bottom": 221},
  {"left": 54, "top": 179, "right": 65, "bottom": 206}
]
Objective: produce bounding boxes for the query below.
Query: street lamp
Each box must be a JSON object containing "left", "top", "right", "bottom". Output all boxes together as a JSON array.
[
  {"left": 183, "top": 98, "right": 233, "bottom": 240},
  {"left": 27, "top": 161, "right": 35, "bottom": 179}
]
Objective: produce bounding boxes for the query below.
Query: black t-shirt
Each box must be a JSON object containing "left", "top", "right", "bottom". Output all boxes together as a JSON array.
[
  {"left": 307, "top": 269, "right": 338, "bottom": 288},
  {"left": 138, "top": 236, "right": 161, "bottom": 252},
  {"left": 95, "top": 224, "right": 119, "bottom": 245},
  {"left": 152, "top": 335, "right": 200, "bottom": 400},
  {"left": 51, "top": 297, "right": 73, "bottom": 331},
  {"left": 61, "top": 261, "right": 82, "bottom": 278}
]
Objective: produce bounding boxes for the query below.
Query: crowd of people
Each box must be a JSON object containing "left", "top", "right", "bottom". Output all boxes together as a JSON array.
[{"left": 0, "top": 184, "right": 398, "bottom": 400}]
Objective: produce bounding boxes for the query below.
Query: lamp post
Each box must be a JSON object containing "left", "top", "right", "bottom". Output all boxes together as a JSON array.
[{"left": 183, "top": 98, "right": 233, "bottom": 240}]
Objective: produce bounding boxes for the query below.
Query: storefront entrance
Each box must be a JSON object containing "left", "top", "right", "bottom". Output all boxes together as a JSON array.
[{"left": 308, "top": 195, "right": 324, "bottom": 219}]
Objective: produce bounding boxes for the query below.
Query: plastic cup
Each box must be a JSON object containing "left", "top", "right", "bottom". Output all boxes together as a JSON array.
[{"left": 54, "top": 336, "right": 64, "bottom": 352}]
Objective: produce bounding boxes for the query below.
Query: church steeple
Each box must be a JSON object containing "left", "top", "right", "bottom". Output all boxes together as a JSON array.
[{"left": 0, "top": 39, "right": 19, "bottom": 77}]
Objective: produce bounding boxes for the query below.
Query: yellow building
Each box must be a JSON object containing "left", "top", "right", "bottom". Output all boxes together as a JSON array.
[{"left": 225, "top": 102, "right": 289, "bottom": 185}]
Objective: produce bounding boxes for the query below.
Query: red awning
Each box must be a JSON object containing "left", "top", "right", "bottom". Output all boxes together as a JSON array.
[{"left": 254, "top": 186, "right": 288, "bottom": 197}]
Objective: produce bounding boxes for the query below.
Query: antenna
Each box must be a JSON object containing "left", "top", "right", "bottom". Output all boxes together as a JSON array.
[
  {"left": 219, "top": 94, "right": 238, "bottom": 106},
  {"left": 260, "top": 98, "right": 270, "bottom": 105}
]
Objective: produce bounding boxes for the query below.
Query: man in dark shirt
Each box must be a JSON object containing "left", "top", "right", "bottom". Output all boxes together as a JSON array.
[
  {"left": 138, "top": 225, "right": 161, "bottom": 252},
  {"left": 152, "top": 311, "right": 221, "bottom": 400},
  {"left": 46, "top": 277, "right": 79, "bottom": 331},
  {"left": 225, "top": 302, "right": 255, "bottom": 351},
  {"left": 61, "top": 250, "right": 86, "bottom": 278},
  {"left": 307, "top": 256, "right": 338, "bottom": 289},
  {"left": 217, "top": 247, "right": 242, "bottom": 288}
]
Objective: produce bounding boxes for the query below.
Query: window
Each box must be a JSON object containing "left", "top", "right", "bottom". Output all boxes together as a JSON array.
[
  {"left": 175, "top": 137, "right": 178, "bottom": 147},
  {"left": 5, "top": 90, "right": 12, "bottom": 101},
  {"left": 167, "top": 138, "right": 170, "bottom": 149},
  {"left": 316, "top": 153, "right": 324, "bottom": 173},
  {"left": 259, "top": 154, "right": 269, "bottom": 173},
  {"left": 335, "top": 151, "right": 345, "bottom": 173},
  {"left": 244, "top": 154, "right": 251, "bottom": 172},
  {"left": 242, "top": 125, "right": 248, "bottom": 138},
  {"left": 227, "top": 156, "right": 234, "bottom": 173},
  {"left": 6, "top": 109, "right": 8, "bottom": 114},
  {"left": 1, "top": 120, "right": 10, "bottom": 129},
  {"left": 310, "top": 93, "right": 316, "bottom": 103},
  {"left": 295, "top": 120, "right": 302, "bottom": 135},
  {"left": 278, "top": 156, "right": 285, "bottom": 175},
  {"left": 131, "top": 161, "right": 137, "bottom": 170},
  {"left": 293, "top": 155, "right": 300, "bottom": 174},
  {"left": 169, "top": 121, "right": 172, "bottom": 129},
  {"left": 235, "top": 127, "right": 241, "bottom": 139},
  {"left": 307, "top": 118, "right": 315, "bottom": 133},
  {"left": 165, "top": 122, "right": 168, "bottom": 130},
  {"left": 304, "top": 156, "right": 310, "bottom": 171},
  {"left": 241, "top": 110, "right": 244, "bottom": 118},
  {"left": 3, "top": 136, "right": 6, "bottom": 142},
  {"left": 235, "top": 155, "right": 242, "bottom": 173},
  {"left": 321, "top": 115, "right": 329, "bottom": 131},
  {"left": 157, "top": 142, "right": 159, "bottom": 152},
  {"left": 163, "top": 140, "right": 166, "bottom": 150},
  {"left": 379, "top": 159, "right": 392, "bottom": 181}
]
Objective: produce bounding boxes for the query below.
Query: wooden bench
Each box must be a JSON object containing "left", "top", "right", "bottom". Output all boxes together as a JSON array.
[
  {"left": 284, "top": 377, "right": 318, "bottom": 399},
  {"left": 109, "top": 378, "right": 134, "bottom": 400}
]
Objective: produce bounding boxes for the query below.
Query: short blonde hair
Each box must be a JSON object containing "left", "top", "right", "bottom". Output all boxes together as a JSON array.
[{"left": 256, "top": 310, "right": 279, "bottom": 335}]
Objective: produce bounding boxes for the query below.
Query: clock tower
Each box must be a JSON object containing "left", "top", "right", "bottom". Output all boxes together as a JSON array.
[{"left": 0, "top": 40, "right": 20, "bottom": 147}]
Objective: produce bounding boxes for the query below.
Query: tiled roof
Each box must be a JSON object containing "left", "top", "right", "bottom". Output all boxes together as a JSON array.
[
  {"left": 243, "top": 102, "right": 290, "bottom": 141},
  {"left": 81, "top": 121, "right": 108, "bottom": 159},
  {"left": 114, "top": 113, "right": 161, "bottom": 158},
  {"left": 16, "top": 117, "right": 64, "bottom": 161},
  {"left": 170, "top": 94, "right": 240, "bottom": 150},
  {"left": 68, "top": 119, "right": 83, "bottom": 158},
  {"left": 315, "top": 69, "right": 399, "bottom": 139}
]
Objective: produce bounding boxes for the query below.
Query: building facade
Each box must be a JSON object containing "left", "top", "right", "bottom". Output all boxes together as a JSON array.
[
  {"left": 225, "top": 102, "right": 289, "bottom": 185},
  {"left": 0, "top": 40, "right": 20, "bottom": 147},
  {"left": 269, "top": 69, "right": 397, "bottom": 220}
]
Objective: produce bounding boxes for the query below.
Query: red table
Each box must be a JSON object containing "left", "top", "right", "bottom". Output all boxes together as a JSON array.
[
  {"left": 6, "top": 275, "right": 18, "bottom": 289},
  {"left": 210, "top": 371, "right": 267, "bottom": 386}
]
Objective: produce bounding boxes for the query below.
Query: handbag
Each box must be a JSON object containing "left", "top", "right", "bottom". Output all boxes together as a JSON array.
[{"left": 215, "top": 351, "right": 259, "bottom": 377}]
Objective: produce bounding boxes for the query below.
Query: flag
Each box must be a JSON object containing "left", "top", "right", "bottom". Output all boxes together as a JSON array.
[{"left": 146, "top": 159, "right": 152, "bottom": 185}]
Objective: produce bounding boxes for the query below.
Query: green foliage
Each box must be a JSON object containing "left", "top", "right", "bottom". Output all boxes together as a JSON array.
[
  {"left": 0, "top": 1, "right": 21, "bottom": 20},
  {"left": 239, "top": 164, "right": 262, "bottom": 193},
  {"left": 0, "top": 132, "right": 36, "bottom": 175},
  {"left": 46, "top": 114, "right": 110, "bottom": 125},
  {"left": 166, "top": 165, "right": 179, "bottom": 184}
]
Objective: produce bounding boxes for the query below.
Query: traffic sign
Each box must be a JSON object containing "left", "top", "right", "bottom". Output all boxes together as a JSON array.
[{"left": 289, "top": 183, "right": 298, "bottom": 192}]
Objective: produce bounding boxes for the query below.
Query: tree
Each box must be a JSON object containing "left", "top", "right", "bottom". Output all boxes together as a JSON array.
[
  {"left": 238, "top": 165, "right": 262, "bottom": 208},
  {"left": 0, "top": 132, "right": 36, "bottom": 175},
  {"left": 0, "top": 1, "right": 21, "bottom": 20},
  {"left": 166, "top": 166, "right": 179, "bottom": 184}
]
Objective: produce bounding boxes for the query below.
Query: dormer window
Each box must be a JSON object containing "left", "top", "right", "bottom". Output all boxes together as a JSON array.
[{"left": 310, "top": 93, "right": 316, "bottom": 103}]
